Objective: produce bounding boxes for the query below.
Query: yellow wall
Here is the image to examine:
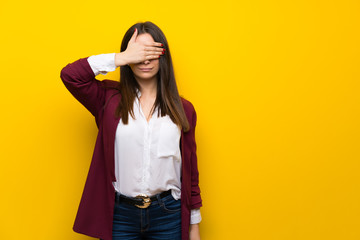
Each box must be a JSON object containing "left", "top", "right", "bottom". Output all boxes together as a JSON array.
[{"left": 1, "top": 0, "right": 359, "bottom": 239}]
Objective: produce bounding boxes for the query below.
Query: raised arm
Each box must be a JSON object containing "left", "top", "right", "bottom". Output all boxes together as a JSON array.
[
  {"left": 60, "top": 57, "right": 109, "bottom": 117},
  {"left": 60, "top": 28, "right": 164, "bottom": 117}
]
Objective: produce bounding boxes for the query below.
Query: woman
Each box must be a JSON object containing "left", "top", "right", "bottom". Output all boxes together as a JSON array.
[{"left": 60, "top": 21, "right": 202, "bottom": 240}]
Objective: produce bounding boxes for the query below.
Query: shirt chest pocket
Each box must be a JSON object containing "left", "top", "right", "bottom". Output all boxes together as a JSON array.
[{"left": 157, "top": 120, "right": 181, "bottom": 158}]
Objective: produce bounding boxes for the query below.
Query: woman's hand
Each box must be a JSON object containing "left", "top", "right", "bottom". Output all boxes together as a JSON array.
[
  {"left": 189, "top": 223, "right": 201, "bottom": 240},
  {"left": 115, "top": 28, "right": 164, "bottom": 67}
]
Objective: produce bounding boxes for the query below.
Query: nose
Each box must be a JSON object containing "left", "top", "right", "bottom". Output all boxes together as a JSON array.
[{"left": 142, "top": 59, "right": 150, "bottom": 64}]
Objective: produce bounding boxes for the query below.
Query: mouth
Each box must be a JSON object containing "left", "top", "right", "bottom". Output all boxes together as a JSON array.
[{"left": 139, "top": 68, "right": 153, "bottom": 72}]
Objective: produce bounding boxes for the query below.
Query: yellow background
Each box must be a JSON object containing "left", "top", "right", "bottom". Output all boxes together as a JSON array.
[{"left": 0, "top": 0, "right": 359, "bottom": 239}]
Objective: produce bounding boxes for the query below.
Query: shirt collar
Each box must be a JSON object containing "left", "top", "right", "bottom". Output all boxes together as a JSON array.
[{"left": 136, "top": 88, "right": 142, "bottom": 98}]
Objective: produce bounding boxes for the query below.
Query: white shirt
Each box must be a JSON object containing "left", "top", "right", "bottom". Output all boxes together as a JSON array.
[{"left": 87, "top": 53, "right": 201, "bottom": 224}]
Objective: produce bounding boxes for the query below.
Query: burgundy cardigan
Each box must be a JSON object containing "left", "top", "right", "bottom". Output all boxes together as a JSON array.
[{"left": 60, "top": 57, "right": 202, "bottom": 240}]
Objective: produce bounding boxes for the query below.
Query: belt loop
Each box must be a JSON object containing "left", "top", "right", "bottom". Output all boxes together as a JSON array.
[
  {"left": 156, "top": 193, "right": 164, "bottom": 207},
  {"left": 115, "top": 191, "right": 120, "bottom": 203}
]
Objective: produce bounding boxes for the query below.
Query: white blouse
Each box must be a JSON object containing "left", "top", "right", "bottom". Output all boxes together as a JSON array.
[{"left": 87, "top": 53, "right": 201, "bottom": 224}]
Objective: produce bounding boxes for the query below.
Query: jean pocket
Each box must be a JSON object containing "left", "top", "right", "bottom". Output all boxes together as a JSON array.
[{"left": 161, "top": 195, "right": 181, "bottom": 213}]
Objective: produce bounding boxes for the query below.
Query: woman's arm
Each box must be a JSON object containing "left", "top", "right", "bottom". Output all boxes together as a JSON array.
[
  {"left": 189, "top": 223, "right": 201, "bottom": 240},
  {"left": 60, "top": 57, "right": 107, "bottom": 117},
  {"left": 190, "top": 208, "right": 202, "bottom": 239},
  {"left": 60, "top": 28, "right": 164, "bottom": 117},
  {"left": 189, "top": 104, "right": 203, "bottom": 239},
  {"left": 190, "top": 106, "right": 202, "bottom": 208},
  {"left": 60, "top": 52, "right": 126, "bottom": 117}
]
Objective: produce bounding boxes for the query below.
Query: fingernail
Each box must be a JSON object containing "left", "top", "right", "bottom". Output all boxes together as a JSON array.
[{"left": 161, "top": 43, "right": 164, "bottom": 46}]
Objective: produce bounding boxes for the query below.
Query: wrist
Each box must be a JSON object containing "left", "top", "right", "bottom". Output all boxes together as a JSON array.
[
  {"left": 190, "top": 223, "right": 199, "bottom": 230},
  {"left": 115, "top": 52, "right": 128, "bottom": 67},
  {"left": 189, "top": 223, "right": 200, "bottom": 240}
]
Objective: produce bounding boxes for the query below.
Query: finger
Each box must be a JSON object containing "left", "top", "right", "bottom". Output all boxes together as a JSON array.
[
  {"left": 128, "top": 28, "right": 138, "bottom": 44},
  {"left": 144, "top": 42, "right": 163, "bottom": 47},
  {"left": 146, "top": 55, "right": 161, "bottom": 60},
  {"left": 145, "top": 50, "right": 164, "bottom": 56},
  {"left": 154, "top": 42, "right": 163, "bottom": 47},
  {"left": 144, "top": 47, "right": 165, "bottom": 57},
  {"left": 144, "top": 46, "right": 165, "bottom": 52}
]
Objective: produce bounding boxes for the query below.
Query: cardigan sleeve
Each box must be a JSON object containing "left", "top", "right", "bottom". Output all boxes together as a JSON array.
[
  {"left": 190, "top": 104, "right": 203, "bottom": 209},
  {"left": 60, "top": 57, "right": 107, "bottom": 117}
]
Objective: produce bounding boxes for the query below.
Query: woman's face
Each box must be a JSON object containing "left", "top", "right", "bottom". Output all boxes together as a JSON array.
[{"left": 129, "top": 33, "right": 160, "bottom": 82}]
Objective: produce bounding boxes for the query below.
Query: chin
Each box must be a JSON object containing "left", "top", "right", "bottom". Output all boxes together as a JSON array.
[{"left": 134, "top": 74, "right": 157, "bottom": 81}]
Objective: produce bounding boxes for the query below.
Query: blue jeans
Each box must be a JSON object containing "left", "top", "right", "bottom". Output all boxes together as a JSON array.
[{"left": 110, "top": 192, "right": 181, "bottom": 240}]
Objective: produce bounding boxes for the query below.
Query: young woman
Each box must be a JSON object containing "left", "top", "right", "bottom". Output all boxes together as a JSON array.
[{"left": 60, "top": 21, "right": 202, "bottom": 240}]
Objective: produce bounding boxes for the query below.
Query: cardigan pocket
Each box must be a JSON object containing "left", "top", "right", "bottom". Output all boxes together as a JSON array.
[{"left": 157, "top": 118, "right": 181, "bottom": 159}]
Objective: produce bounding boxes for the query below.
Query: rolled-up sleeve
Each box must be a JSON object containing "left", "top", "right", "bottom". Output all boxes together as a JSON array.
[
  {"left": 190, "top": 208, "right": 202, "bottom": 224},
  {"left": 87, "top": 53, "right": 116, "bottom": 76}
]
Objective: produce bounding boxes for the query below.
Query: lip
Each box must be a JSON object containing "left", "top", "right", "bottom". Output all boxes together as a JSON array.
[{"left": 139, "top": 68, "right": 153, "bottom": 72}]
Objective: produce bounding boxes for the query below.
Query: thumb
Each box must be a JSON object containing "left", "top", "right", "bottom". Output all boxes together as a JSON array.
[{"left": 128, "top": 28, "right": 138, "bottom": 45}]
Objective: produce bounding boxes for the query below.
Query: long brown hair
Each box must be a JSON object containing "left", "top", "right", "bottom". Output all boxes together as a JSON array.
[{"left": 115, "top": 21, "right": 190, "bottom": 132}]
